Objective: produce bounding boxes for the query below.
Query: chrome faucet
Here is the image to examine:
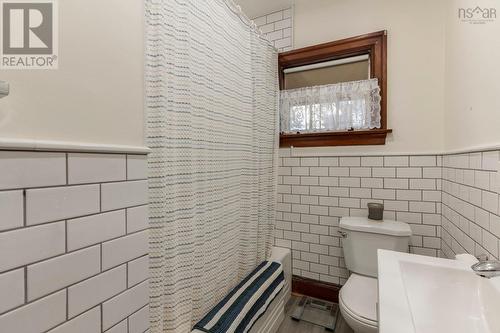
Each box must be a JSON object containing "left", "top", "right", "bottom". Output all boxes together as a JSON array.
[{"left": 471, "top": 254, "right": 500, "bottom": 278}]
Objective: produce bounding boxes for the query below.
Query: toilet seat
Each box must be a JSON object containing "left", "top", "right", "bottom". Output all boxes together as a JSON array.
[
  {"left": 340, "top": 301, "right": 377, "bottom": 333},
  {"left": 339, "top": 297, "right": 378, "bottom": 327},
  {"left": 339, "top": 273, "right": 378, "bottom": 330}
]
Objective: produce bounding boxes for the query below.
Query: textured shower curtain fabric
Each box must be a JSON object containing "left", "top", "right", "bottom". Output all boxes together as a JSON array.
[{"left": 146, "top": 1, "right": 279, "bottom": 332}]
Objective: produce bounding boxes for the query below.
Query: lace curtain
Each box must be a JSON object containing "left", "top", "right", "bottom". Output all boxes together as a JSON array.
[{"left": 280, "top": 78, "right": 381, "bottom": 133}]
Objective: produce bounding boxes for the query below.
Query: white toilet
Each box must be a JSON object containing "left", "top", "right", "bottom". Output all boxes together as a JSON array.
[{"left": 338, "top": 216, "right": 412, "bottom": 333}]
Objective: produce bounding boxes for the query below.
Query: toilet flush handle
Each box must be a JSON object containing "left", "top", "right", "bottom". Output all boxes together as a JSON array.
[{"left": 337, "top": 230, "right": 348, "bottom": 238}]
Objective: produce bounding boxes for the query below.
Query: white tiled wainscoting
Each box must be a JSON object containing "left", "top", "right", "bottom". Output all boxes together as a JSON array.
[
  {"left": 275, "top": 149, "right": 500, "bottom": 285},
  {"left": 252, "top": 8, "right": 293, "bottom": 52},
  {"left": 275, "top": 154, "right": 443, "bottom": 285},
  {"left": 441, "top": 150, "right": 500, "bottom": 261},
  {"left": 0, "top": 150, "right": 149, "bottom": 333}
]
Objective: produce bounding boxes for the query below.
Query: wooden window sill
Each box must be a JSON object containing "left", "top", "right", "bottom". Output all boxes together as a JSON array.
[{"left": 279, "top": 129, "right": 392, "bottom": 148}]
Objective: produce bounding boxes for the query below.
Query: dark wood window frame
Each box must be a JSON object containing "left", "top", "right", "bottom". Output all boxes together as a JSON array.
[{"left": 279, "top": 30, "right": 392, "bottom": 148}]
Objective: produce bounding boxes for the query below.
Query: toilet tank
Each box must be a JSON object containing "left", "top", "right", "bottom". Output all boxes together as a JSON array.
[{"left": 340, "top": 216, "right": 412, "bottom": 277}]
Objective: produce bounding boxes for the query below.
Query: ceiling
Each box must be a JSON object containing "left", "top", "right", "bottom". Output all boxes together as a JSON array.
[{"left": 234, "top": 0, "right": 293, "bottom": 19}]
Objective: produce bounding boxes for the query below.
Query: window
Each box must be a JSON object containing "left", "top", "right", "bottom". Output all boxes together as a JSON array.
[{"left": 279, "top": 31, "right": 391, "bottom": 147}]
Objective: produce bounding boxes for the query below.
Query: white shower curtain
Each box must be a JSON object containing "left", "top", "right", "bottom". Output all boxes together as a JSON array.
[{"left": 145, "top": 1, "right": 279, "bottom": 332}]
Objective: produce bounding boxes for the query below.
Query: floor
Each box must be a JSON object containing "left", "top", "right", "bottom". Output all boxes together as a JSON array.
[{"left": 277, "top": 294, "right": 354, "bottom": 333}]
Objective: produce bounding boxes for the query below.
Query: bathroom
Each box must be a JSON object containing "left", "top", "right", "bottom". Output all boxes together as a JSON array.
[{"left": 0, "top": 0, "right": 499, "bottom": 332}]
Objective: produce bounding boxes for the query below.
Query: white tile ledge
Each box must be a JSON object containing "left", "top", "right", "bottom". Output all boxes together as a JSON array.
[
  {"left": 0, "top": 138, "right": 150, "bottom": 155},
  {"left": 282, "top": 143, "right": 500, "bottom": 157}
]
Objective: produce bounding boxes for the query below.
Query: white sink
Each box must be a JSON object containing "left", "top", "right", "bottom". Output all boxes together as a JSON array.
[{"left": 378, "top": 250, "right": 500, "bottom": 333}]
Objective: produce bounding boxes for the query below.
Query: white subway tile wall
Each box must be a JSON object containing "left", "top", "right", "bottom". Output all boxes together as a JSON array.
[
  {"left": 1, "top": 146, "right": 498, "bottom": 329},
  {"left": 0, "top": 150, "right": 149, "bottom": 333},
  {"left": 105, "top": 320, "right": 128, "bottom": 333},
  {"left": 441, "top": 151, "right": 500, "bottom": 260},
  {"left": 102, "top": 280, "right": 149, "bottom": 330},
  {"left": 276, "top": 154, "right": 443, "bottom": 284},
  {"left": 252, "top": 8, "right": 293, "bottom": 52},
  {"left": 128, "top": 305, "right": 150, "bottom": 333},
  {"left": 47, "top": 307, "right": 101, "bottom": 333},
  {"left": 277, "top": 150, "right": 500, "bottom": 284}
]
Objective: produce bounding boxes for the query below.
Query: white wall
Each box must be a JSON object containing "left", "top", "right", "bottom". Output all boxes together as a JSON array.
[
  {"left": 444, "top": 0, "right": 500, "bottom": 151},
  {"left": 287, "top": 0, "right": 447, "bottom": 154},
  {"left": 0, "top": 0, "right": 145, "bottom": 147},
  {"left": 235, "top": 0, "right": 292, "bottom": 19}
]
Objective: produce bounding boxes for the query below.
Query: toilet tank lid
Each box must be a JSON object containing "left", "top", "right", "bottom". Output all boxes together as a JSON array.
[{"left": 340, "top": 216, "right": 412, "bottom": 236}]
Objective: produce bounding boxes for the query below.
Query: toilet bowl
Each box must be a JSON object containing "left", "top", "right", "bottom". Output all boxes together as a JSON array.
[
  {"left": 338, "top": 217, "right": 412, "bottom": 333},
  {"left": 339, "top": 273, "right": 378, "bottom": 333}
]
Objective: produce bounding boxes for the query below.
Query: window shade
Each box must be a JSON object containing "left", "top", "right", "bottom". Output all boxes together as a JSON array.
[
  {"left": 280, "top": 78, "right": 381, "bottom": 134},
  {"left": 284, "top": 60, "right": 369, "bottom": 89}
]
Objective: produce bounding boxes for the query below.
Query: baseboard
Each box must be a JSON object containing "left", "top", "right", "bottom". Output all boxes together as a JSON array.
[{"left": 291, "top": 275, "right": 341, "bottom": 303}]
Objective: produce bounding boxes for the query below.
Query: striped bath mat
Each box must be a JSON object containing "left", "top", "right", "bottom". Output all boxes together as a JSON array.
[{"left": 192, "top": 261, "right": 285, "bottom": 333}]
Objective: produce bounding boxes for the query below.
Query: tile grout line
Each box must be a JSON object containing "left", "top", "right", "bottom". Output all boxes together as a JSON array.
[
  {"left": 0, "top": 228, "right": 147, "bottom": 284},
  {"left": 22, "top": 189, "right": 27, "bottom": 227},
  {"left": 0, "top": 205, "right": 145, "bottom": 234},
  {"left": 65, "top": 220, "right": 68, "bottom": 253},
  {"left": 99, "top": 183, "right": 102, "bottom": 212},
  {"left": 101, "top": 303, "right": 104, "bottom": 333},
  {"left": 66, "top": 288, "right": 69, "bottom": 320},
  {"left": 0, "top": 178, "right": 147, "bottom": 193},
  {"left": 65, "top": 153, "right": 69, "bottom": 185},
  {"left": 100, "top": 243, "right": 103, "bottom": 273},
  {"left": 24, "top": 266, "right": 28, "bottom": 304}
]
